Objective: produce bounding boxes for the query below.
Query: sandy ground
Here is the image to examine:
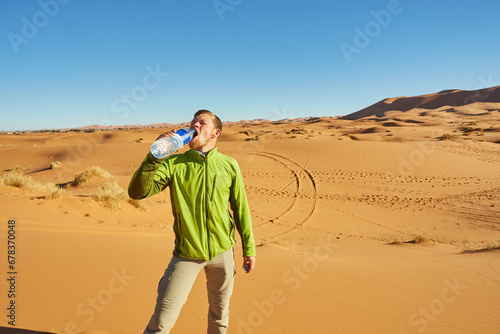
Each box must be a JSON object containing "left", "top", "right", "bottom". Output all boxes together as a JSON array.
[{"left": 1, "top": 105, "right": 499, "bottom": 333}]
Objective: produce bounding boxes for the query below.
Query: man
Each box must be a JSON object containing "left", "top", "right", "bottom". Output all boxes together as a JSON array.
[{"left": 128, "top": 109, "right": 256, "bottom": 334}]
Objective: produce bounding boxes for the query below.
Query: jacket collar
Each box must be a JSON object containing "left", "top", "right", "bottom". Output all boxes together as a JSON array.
[{"left": 190, "top": 147, "right": 218, "bottom": 160}]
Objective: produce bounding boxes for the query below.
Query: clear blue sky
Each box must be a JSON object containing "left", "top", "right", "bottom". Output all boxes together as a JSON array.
[{"left": 1, "top": 0, "right": 499, "bottom": 131}]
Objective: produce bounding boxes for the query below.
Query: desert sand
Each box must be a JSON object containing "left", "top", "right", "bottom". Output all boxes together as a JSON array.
[{"left": 1, "top": 86, "right": 499, "bottom": 334}]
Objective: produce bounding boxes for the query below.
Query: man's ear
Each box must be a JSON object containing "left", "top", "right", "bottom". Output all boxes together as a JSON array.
[{"left": 212, "top": 128, "right": 221, "bottom": 139}]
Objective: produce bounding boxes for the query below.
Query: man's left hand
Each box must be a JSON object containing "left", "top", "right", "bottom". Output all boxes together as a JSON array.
[{"left": 243, "top": 256, "right": 256, "bottom": 274}]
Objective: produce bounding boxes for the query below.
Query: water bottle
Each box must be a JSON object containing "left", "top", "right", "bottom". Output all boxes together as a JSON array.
[{"left": 150, "top": 128, "right": 195, "bottom": 159}]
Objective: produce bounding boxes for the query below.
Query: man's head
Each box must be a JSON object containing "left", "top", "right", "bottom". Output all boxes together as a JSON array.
[{"left": 189, "top": 109, "right": 222, "bottom": 153}]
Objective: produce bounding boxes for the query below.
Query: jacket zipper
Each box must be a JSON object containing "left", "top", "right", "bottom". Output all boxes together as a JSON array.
[
  {"left": 210, "top": 175, "right": 217, "bottom": 201},
  {"left": 204, "top": 156, "right": 212, "bottom": 260}
]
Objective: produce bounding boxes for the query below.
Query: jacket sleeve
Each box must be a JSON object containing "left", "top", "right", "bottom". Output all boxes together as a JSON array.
[
  {"left": 229, "top": 161, "right": 256, "bottom": 257},
  {"left": 128, "top": 152, "right": 170, "bottom": 200}
]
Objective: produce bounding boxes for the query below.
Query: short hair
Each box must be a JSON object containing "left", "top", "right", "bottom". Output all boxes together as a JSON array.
[{"left": 194, "top": 109, "right": 222, "bottom": 132}]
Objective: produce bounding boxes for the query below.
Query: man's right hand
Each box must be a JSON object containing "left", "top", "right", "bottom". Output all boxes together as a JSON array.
[{"left": 155, "top": 130, "right": 176, "bottom": 141}]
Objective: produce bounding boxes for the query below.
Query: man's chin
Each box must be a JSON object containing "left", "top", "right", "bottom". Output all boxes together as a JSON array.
[{"left": 189, "top": 140, "right": 201, "bottom": 150}]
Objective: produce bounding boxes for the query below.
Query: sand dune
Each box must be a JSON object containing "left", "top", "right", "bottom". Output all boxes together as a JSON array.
[
  {"left": 1, "top": 90, "right": 499, "bottom": 333},
  {"left": 342, "top": 85, "right": 500, "bottom": 120}
]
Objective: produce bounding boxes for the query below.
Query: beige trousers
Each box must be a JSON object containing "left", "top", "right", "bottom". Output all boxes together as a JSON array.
[{"left": 143, "top": 248, "right": 236, "bottom": 334}]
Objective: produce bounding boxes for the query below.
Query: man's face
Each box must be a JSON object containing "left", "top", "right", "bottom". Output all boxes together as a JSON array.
[{"left": 189, "top": 113, "right": 218, "bottom": 150}]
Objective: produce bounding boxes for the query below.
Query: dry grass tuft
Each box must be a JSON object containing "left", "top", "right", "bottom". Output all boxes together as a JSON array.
[
  {"left": 130, "top": 138, "right": 143, "bottom": 144},
  {"left": 413, "top": 235, "right": 430, "bottom": 244},
  {"left": 91, "top": 181, "right": 145, "bottom": 210},
  {"left": 1, "top": 172, "right": 38, "bottom": 190},
  {"left": 439, "top": 133, "right": 455, "bottom": 141},
  {"left": 0, "top": 172, "right": 65, "bottom": 199},
  {"left": 72, "top": 166, "right": 111, "bottom": 187},
  {"left": 50, "top": 161, "right": 62, "bottom": 169},
  {"left": 239, "top": 130, "right": 253, "bottom": 136},
  {"left": 42, "top": 183, "right": 66, "bottom": 199},
  {"left": 128, "top": 198, "right": 147, "bottom": 211},
  {"left": 91, "top": 181, "right": 128, "bottom": 209},
  {"left": 462, "top": 240, "right": 500, "bottom": 253},
  {"left": 11, "top": 164, "right": 25, "bottom": 171}
]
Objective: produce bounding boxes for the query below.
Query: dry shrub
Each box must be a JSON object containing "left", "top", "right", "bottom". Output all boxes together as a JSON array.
[
  {"left": 91, "top": 181, "right": 127, "bottom": 209},
  {"left": 482, "top": 241, "right": 500, "bottom": 251},
  {"left": 413, "top": 235, "right": 430, "bottom": 244},
  {"left": 72, "top": 166, "right": 111, "bottom": 187},
  {"left": 0, "top": 172, "right": 65, "bottom": 199},
  {"left": 42, "top": 183, "right": 66, "bottom": 199},
  {"left": 92, "top": 181, "right": 146, "bottom": 210},
  {"left": 130, "top": 138, "right": 143, "bottom": 143},
  {"left": 50, "top": 161, "right": 62, "bottom": 169},
  {"left": 128, "top": 198, "right": 147, "bottom": 211},
  {"left": 11, "top": 164, "right": 24, "bottom": 171},
  {"left": 463, "top": 240, "right": 500, "bottom": 253},
  {"left": 439, "top": 133, "right": 454, "bottom": 141},
  {"left": 1, "top": 172, "right": 38, "bottom": 190}
]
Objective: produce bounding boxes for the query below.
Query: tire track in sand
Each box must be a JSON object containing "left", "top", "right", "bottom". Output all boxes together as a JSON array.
[{"left": 227, "top": 150, "right": 317, "bottom": 239}]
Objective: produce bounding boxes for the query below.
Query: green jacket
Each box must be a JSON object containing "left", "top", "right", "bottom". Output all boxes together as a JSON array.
[{"left": 128, "top": 147, "right": 256, "bottom": 261}]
